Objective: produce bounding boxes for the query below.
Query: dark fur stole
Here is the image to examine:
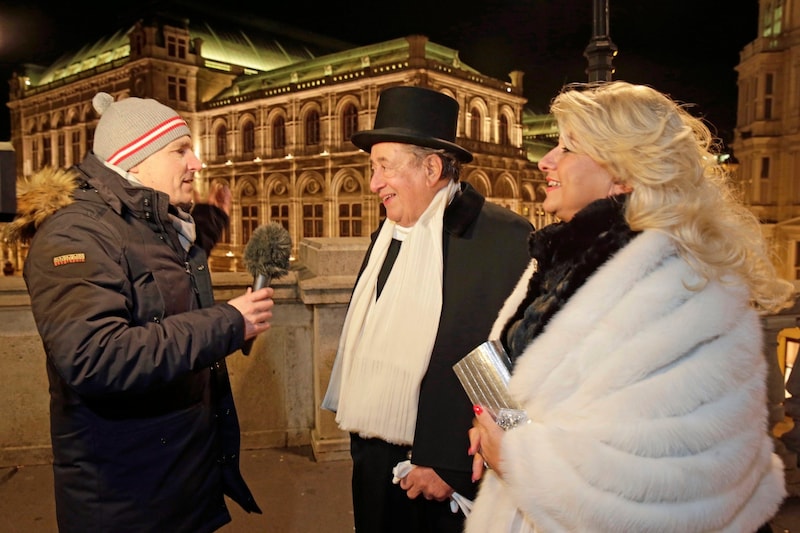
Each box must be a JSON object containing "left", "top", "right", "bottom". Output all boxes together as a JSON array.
[{"left": 503, "top": 194, "right": 639, "bottom": 359}]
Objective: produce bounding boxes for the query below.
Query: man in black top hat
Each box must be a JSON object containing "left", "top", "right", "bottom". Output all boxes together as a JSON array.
[{"left": 322, "top": 85, "right": 533, "bottom": 532}]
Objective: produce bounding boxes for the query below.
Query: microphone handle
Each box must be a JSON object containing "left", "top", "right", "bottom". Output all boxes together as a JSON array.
[
  {"left": 252, "top": 273, "right": 269, "bottom": 291},
  {"left": 241, "top": 273, "right": 272, "bottom": 356}
]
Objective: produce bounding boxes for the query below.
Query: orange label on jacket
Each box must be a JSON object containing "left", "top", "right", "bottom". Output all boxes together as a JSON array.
[{"left": 53, "top": 253, "right": 86, "bottom": 266}]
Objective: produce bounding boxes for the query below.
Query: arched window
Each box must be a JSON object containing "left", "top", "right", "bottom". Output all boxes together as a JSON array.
[
  {"left": 470, "top": 107, "right": 481, "bottom": 140},
  {"left": 86, "top": 126, "right": 95, "bottom": 155},
  {"left": 31, "top": 137, "right": 39, "bottom": 172},
  {"left": 132, "top": 33, "right": 143, "bottom": 56},
  {"left": 242, "top": 121, "right": 255, "bottom": 155},
  {"left": 338, "top": 176, "right": 362, "bottom": 237},
  {"left": 269, "top": 180, "right": 290, "bottom": 231},
  {"left": 57, "top": 132, "right": 66, "bottom": 168},
  {"left": 241, "top": 205, "right": 259, "bottom": 244},
  {"left": 71, "top": 130, "right": 82, "bottom": 166},
  {"left": 270, "top": 204, "right": 289, "bottom": 230},
  {"left": 499, "top": 115, "right": 510, "bottom": 146},
  {"left": 495, "top": 178, "right": 514, "bottom": 199},
  {"left": 465, "top": 176, "right": 489, "bottom": 197},
  {"left": 302, "top": 179, "right": 324, "bottom": 237},
  {"left": 216, "top": 125, "right": 228, "bottom": 158},
  {"left": 339, "top": 203, "right": 362, "bottom": 236},
  {"left": 41, "top": 121, "right": 52, "bottom": 168},
  {"left": 272, "top": 116, "right": 286, "bottom": 150},
  {"left": 305, "top": 110, "right": 320, "bottom": 146},
  {"left": 342, "top": 104, "right": 358, "bottom": 142},
  {"left": 240, "top": 181, "right": 259, "bottom": 244}
]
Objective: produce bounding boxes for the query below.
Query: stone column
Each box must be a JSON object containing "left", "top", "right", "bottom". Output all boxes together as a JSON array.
[{"left": 297, "top": 237, "right": 370, "bottom": 462}]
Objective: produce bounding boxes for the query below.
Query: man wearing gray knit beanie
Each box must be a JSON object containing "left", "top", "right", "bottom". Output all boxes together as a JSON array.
[
  {"left": 7, "top": 91, "right": 272, "bottom": 532},
  {"left": 92, "top": 91, "right": 198, "bottom": 207},
  {"left": 92, "top": 92, "right": 192, "bottom": 171}
]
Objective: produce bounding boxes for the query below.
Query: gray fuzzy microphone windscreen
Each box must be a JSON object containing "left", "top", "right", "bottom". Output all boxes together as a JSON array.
[
  {"left": 240, "top": 222, "right": 291, "bottom": 355},
  {"left": 243, "top": 222, "right": 292, "bottom": 288}
]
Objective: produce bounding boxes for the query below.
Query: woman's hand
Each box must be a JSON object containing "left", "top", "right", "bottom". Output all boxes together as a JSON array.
[{"left": 468, "top": 405, "right": 505, "bottom": 481}]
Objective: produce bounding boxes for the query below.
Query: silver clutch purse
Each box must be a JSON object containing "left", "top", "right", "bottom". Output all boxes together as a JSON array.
[{"left": 453, "top": 340, "right": 528, "bottom": 430}]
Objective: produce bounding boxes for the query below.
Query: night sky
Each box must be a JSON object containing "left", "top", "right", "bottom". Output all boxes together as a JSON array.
[{"left": 0, "top": 0, "right": 760, "bottom": 145}]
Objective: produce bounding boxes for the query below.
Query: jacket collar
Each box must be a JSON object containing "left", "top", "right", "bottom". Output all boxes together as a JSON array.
[
  {"left": 76, "top": 153, "right": 172, "bottom": 225},
  {"left": 443, "top": 181, "right": 485, "bottom": 237}
]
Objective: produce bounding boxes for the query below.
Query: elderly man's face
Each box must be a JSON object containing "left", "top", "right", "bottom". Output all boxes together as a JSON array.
[{"left": 368, "top": 143, "right": 447, "bottom": 227}]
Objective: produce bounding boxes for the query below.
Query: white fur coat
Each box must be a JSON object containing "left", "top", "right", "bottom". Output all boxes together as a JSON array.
[{"left": 465, "top": 231, "right": 785, "bottom": 533}]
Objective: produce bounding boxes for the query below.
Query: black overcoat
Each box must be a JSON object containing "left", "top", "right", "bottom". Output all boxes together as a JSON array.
[{"left": 356, "top": 182, "right": 533, "bottom": 498}]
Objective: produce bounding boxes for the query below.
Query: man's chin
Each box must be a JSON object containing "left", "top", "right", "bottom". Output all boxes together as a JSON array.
[{"left": 172, "top": 195, "right": 195, "bottom": 208}]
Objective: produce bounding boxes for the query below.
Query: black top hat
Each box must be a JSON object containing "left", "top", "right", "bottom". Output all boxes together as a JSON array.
[{"left": 351, "top": 86, "right": 473, "bottom": 163}]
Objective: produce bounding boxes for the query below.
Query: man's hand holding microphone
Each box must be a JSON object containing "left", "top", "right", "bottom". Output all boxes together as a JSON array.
[
  {"left": 233, "top": 222, "right": 292, "bottom": 354},
  {"left": 227, "top": 286, "right": 275, "bottom": 343}
]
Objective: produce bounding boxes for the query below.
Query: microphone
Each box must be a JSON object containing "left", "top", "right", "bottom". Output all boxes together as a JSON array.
[{"left": 241, "top": 222, "right": 292, "bottom": 355}]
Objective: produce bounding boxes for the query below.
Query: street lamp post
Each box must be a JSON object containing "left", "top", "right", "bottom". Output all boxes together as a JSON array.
[{"left": 584, "top": 0, "right": 618, "bottom": 82}]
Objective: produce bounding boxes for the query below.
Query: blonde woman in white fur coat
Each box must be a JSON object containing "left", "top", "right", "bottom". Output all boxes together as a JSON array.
[{"left": 465, "top": 81, "right": 796, "bottom": 533}]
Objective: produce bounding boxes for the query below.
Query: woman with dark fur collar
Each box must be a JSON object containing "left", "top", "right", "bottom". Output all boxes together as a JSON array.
[{"left": 466, "top": 81, "right": 795, "bottom": 533}]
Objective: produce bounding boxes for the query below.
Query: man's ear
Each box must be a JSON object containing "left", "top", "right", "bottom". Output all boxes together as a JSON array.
[{"left": 424, "top": 154, "right": 443, "bottom": 187}]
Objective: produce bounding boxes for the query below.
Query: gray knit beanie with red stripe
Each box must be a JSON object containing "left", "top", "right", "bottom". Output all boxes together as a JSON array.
[{"left": 92, "top": 92, "right": 191, "bottom": 171}]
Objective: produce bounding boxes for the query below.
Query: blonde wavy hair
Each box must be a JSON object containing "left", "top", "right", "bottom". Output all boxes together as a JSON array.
[{"left": 550, "top": 80, "right": 795, "bottom": 314}]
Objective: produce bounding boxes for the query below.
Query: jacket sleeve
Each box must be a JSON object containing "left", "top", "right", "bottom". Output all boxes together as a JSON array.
[
  {"left": 191, "top": 203, "right": 230, "bottom": 256},
  {"left": 23, "top": 209, "right": 245, "bottom": 397}
]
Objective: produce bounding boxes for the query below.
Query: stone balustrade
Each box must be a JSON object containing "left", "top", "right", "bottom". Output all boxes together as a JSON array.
[
  {"left": 0, "top": 237, "right": 369, "bottom": 467},
  {"left": 1, "top": 235, "right": 798, "bottom": 499}
]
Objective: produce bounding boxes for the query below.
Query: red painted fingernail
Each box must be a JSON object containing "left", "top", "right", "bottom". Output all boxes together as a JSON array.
[{"left": 473, "top": 405, "right": 483, "bottom": 415}]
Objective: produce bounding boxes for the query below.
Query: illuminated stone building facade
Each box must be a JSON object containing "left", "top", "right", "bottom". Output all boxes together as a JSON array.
[
  {"left": 734, "top": 0, "right": 800, "bottom": 495},
  {"left": 3, "top": 1, "right": 800, "bottom": 497},
  {"left": 5, "top": 5, "right": 550, "bottom": 269},
  {"left": 734, "top": 0, "right": 800, "bottom": 282}
]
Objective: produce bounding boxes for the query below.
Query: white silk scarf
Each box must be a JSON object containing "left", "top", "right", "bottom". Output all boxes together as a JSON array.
[{"left": 328, "top": 181, "right": 458, "bottom": 445}]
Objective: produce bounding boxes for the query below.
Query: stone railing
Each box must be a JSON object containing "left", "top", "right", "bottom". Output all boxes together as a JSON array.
[
  {"left": 0, "top": 237, "right": 369, "bottom": 467},
  {"left": 2, "top": 236, "right": 798, "bottom": 493}
]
